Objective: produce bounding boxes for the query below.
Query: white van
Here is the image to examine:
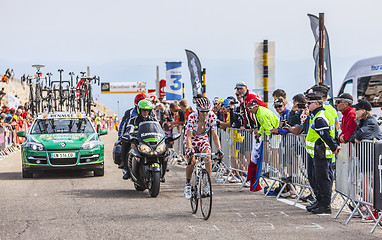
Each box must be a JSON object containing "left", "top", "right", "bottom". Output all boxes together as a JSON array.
[{"left": 338, "top": 56, "right": 382, "bottom": 120}]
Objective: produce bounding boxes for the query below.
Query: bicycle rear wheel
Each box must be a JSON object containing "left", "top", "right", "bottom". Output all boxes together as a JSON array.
[
  {"left": 200, "top": 169, "right": 212, "bottom": 220},
  {"left": 190, "top": 169, "right": 198, "bottom": 214}
]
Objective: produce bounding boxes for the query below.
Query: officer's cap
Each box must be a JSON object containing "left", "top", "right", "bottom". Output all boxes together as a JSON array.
[{"left": 305, "top": 92, "right": 323, "bottom": 101}]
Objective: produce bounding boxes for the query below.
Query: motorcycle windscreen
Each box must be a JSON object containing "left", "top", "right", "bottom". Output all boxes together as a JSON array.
[{"left": 137, "top": 121, "right": 166, "bottom": 143}]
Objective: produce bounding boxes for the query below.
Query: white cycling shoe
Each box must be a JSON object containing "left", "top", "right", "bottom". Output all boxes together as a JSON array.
[{"left": 184, "top": 184, "right": 191, "bottom": 199}]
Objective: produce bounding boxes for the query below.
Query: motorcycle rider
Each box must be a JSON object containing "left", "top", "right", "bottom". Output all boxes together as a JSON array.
[
  {"left": 127, "top": 99, "right": 157, "bottom": 128},
  {"left": 122, "top": 99, "right": 157, "bottom": 180},
  {"left": 183, "top": 97, "right": 224, "bottom": 199},
  {"left": 118, "top": 93, "right": 148, "bottom": 137},
  {"left": 117, "top": 93, "right": 148, "bottom": 169}
]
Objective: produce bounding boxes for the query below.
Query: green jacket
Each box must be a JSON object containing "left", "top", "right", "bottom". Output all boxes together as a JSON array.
[{"left": 255, "top": 106, "right": 280, "bottom": 135}]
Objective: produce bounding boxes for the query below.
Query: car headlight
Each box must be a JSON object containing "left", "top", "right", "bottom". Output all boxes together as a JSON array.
[
  {"left": 26, "top": 142, "right": 46, "bottom": 151},
  {"left": 156, "top": 142, "right": 166, "bottom": 154},
  {"left": 80, "top": 140, "right": 101, "bottom": 150},
  {"left": 139, "top": 144, "right": 151, "bottom": 154}
]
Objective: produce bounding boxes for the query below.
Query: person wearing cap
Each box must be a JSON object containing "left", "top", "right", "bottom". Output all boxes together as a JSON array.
[
  {"left": 216, "top": 98, "right": 231, "bottom": 130},
  {"left": 235, "top": 81, "right": 267, "bottom": 109},
  {"left": 335, "top": 93, "right": 357, "bottom": 143},
  {"left": 311, "top": 84, "right": 340, "bottom": 131},
  {"left": 349, "top": 99, "right": 382, "bottom": 143},
  {"left": 305, "top": 92, "right": 341, "bottom": 214},
  {"left": 270, "top": 98, "right": 290, "bottom": 135},
  {"left": 246, "top": 98, "right": 279, "bottom": 191}
]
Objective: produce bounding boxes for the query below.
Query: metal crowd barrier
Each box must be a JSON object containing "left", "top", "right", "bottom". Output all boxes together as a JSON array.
[
  {"left": 333, "top": 140, "right": 382, "bottom": 233},
  {"left": 262, "top": 134, "right": 313, "bottom": 205},
  {"left": 168, "top": 129, "right": 186, "bottom": 167},
  {"left": 211, "top": 128, "right": 251, "bottom": 185},
  {"left": 0, "top": 126, "right": 21, "bottom": 158}
]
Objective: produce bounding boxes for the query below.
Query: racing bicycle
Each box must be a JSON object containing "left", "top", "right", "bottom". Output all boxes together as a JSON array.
[{"left": 190, "top": 152, "right": 216, "bottom": 220}]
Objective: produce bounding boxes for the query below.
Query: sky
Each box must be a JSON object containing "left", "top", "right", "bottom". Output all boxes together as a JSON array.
[{"left": 1, "top": 0, "right": 382, "bottom": 117}]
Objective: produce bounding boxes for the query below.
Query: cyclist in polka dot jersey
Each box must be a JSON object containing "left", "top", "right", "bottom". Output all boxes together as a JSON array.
[{"left": 183, "top": 97, "right": 224, "bottom": 199}]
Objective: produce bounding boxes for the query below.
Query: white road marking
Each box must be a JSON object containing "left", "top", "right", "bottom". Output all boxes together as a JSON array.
[
  {"left": 296, "top": 223, "right": 323, "bottom": 230},
  {"left": 236, "top": 213, "right": 242, "bottom": 218},
  {"left": 280, "top": 211, "right": 289, "bottom": 217},
  {"left": 277, "top": 198, "right": 306, "bottom": 210},
  {"left": 189, "top": 225, "right": 220, "bottom": 232},
  {"left": 250, "top": 212, "right": 257, "bottom": 217}
]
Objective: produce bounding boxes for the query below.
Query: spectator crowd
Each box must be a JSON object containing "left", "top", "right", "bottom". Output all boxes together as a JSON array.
[{"left": 118, "top": 80, "right": 382, "bottom": 221}]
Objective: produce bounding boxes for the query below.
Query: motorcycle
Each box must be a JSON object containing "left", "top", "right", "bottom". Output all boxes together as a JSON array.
[{"left": 121, "top": 121, "right": 180, "bottom": 197}]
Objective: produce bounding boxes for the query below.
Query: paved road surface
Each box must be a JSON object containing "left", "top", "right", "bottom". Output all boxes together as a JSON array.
[{"left": 0, "top": 131, "right": 381, "bottom": 239}]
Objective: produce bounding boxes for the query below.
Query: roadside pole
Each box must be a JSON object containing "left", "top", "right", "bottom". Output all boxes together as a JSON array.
[
  {"left": 156, "top": 66, "right": 160, "bottom": 99},
  {"left": 182, "top": 83, "right": 185, "bottom": 99},
  {"left": 263, "top": 39, "right": 269, "bottom": 107},
  {"left": 319, "top": 13, "right": 325, "bottom": 85},
  {"left": 202, "top": 68, "right": 206, "bottom": 97}
]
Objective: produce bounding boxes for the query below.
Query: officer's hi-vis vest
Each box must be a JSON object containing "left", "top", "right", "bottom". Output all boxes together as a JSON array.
[{"left": 305, "top": 109, "right": 335, "bottom": 158}]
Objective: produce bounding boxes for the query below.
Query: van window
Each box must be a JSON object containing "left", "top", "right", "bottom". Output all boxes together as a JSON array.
[
  {"left": 358, "top": 74, "right": 382, "bottom": 107},
  {"left": 339, "top": 79, "right": 353, "bottom": 95}
]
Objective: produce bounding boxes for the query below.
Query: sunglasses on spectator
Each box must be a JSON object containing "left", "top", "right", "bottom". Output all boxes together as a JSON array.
[{"left": 274, "top": 105, "right": 283, "bottom": 108}]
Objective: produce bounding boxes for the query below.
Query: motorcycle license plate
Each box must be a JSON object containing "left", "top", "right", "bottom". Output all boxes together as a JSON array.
[{"left": 51, "top": 152, "right": 76, "bottom": 158}]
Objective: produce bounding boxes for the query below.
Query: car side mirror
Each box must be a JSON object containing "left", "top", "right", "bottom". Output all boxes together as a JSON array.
[
  {"left": 17, "top": 131, "right": 25, "bottom": 137},
  {"left": 99, "top": 129, "right": 108, "bottom": 136}
]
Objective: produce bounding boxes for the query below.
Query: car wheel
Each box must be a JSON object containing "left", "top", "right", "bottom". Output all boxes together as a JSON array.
[{"left": 22, "top": 168, "right": 33, "bottom": 178}]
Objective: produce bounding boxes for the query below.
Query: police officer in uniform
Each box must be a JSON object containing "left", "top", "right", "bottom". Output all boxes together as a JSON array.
[{"left": 305, "top": 93, "right": 341, "bottom": 214}]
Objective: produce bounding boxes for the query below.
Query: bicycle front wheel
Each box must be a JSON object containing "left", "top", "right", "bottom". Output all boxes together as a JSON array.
[
  {"left": 200, "top": 169, "right": 212, "bottom": 220},
  {"left": 190, "top": 169, "right": 198, "bottom": 214}
]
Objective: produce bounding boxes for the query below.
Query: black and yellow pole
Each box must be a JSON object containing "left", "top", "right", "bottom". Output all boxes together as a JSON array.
[
  {"left": 202, "top": 68, "right": 206, "bottom": 97},
  {"left": 318, "top": 13, "right": 325, "bottom": 85},
  {"left": 263, "top": 40, "right": 269, "bottom": 108},
  {"left": 182, "top": 83, "right": 185, "bottom": 99}
]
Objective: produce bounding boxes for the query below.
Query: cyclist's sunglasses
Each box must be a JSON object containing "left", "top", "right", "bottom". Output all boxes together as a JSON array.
[{"left": 199, "top": 110, "right": 209, "bottom": 113}]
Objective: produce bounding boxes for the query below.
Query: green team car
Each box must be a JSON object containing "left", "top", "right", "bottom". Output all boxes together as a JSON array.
[{"left": 17, "top": 112, "right": 107, "bottom": 178}]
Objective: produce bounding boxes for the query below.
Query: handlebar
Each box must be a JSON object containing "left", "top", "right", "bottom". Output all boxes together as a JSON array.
[{"left": 193, "top": 153, "right": 217, "bottom": 157}]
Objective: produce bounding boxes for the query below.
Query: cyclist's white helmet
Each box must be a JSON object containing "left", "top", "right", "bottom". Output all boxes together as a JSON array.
[{"left": 196, "top": 97, "right": 211, "bottom": 111}]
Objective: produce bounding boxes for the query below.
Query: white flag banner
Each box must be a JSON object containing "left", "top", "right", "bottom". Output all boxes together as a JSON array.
[{"left": 8, "top": 94, "right": 19, "bottom": 109}]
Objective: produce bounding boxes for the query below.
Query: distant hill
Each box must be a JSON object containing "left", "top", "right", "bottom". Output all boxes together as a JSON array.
[{"left": 0, "top": 76, "right": 116, "bottom": 116}]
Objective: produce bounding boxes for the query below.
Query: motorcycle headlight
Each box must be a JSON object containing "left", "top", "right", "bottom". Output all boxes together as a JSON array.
[
  {"left": 156, "top": 142, "right": 166, "bottom": 154},
  {"left": 139, "top": 144, "right": 151, "bottom": 154},
  {"left": 26, "top": 142, "right": 46, "bottom": 151},
  {"left": 80, "top": 140, "right": 101, "bottom": 150}
]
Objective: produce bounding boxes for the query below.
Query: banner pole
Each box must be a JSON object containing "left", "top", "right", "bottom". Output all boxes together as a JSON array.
[
  {"left": 263, "top": 40, "right": 269, "bottom": 108},
  {"left": 319, "top": 13, "right": 325, "bottom": 85},
  {"left": 202, "top": 68, "right": 206, "bottom": 97}
]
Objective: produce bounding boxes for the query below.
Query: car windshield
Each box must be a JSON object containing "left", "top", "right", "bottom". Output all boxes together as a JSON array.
[
  {"left": 358, "top": 74, "right": 382, "bottom": 107},
  {"left": 30, "top": 118, "right": 95, "bottom": 134}
]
